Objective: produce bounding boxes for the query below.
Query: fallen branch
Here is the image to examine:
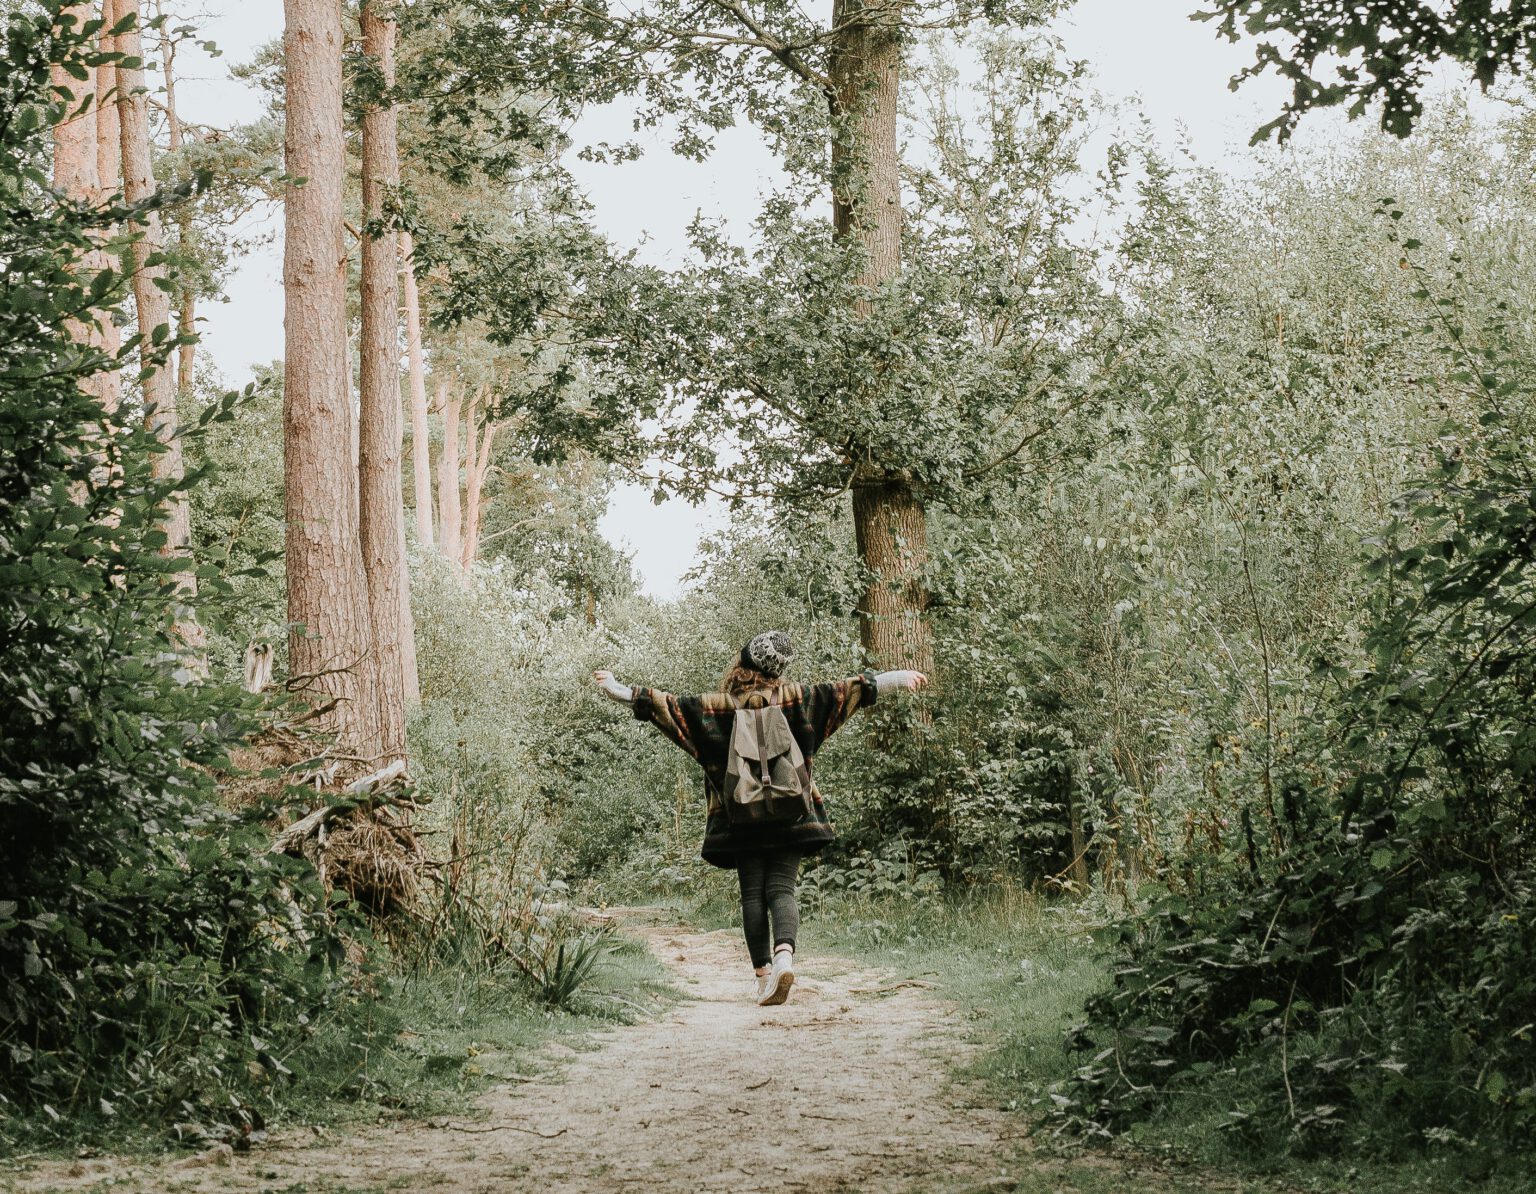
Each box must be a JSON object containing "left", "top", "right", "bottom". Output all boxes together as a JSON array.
[
  {"left": 270, "top": 759, "right": 409, "bottom": 854},
  {"left": 847, "top": 979, "right": 935, "bottom": 995},
  {"left": 431, "top": 1121, "right": 568, "bottom": 1138}
]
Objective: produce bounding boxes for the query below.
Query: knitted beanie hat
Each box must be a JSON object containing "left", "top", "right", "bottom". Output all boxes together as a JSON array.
[{"left": 740, "top": 630, "right": 794, "bottom": 678}]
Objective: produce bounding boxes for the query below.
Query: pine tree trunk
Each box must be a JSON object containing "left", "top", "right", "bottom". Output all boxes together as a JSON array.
[
  {"left": 401, "top": 233, "right": 435, "bottom": 549},
  {"left": 829, "top": 0, "right": 933, "bottom": 673},
  {"left": 52, "top": 3, "right": 114, "bottom": 411},
  {"left": 435, "top": 382, "right": 463, "bottom": 566},
  {"left": 283, "top": 0, "right": 382, "bottom": 758},
  {"left": 357, "top": 0, "right": 409, "bottom": 761},
  {"left": 461, "top": 400, "right": 497, "bottom": 570},
  {"left": 93, "top": 0, "right": 122, "bottom": 412},
  {"left": 118, "top": 0, "right": 205, "bottom": 662},
  {"left": 157, "top": 8, "right": 196, "bottom": 399}
]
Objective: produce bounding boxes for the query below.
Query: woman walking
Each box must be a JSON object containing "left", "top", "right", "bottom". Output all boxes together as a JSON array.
[{"left": 594, "top": 631, "right": 927, "bottom": 1005}]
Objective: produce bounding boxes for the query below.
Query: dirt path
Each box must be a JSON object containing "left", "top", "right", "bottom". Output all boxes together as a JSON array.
[{"left": 8, "top": 911, "right": 1222, "bottom": 1193}]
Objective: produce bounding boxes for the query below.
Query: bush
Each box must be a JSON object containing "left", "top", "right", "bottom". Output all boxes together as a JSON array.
[
  {"left": 1059, "top": 411, "right": 1536, "bottom": 1163},
  {"left": 0, "top": 5, "right": 341, "bottom": 1137}
]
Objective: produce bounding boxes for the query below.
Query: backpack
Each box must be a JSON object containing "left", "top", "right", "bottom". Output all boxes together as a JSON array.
[{"left": 723, "top": 691, "right": 814, "bottom": 827}]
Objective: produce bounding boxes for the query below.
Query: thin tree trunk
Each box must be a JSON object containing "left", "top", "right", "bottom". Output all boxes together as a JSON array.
[
  {"left": 52, "top": 3, "right": 114, "bottom": 411},
  {"left": 401, "top": 232, "right": 434, "bottom": 548},
  {"left": 829, "top": 0, "right": 933, "bottom": 675},
  {"left": 93, "top": 0, "right": 123, "bottom": 412},
  {"left": 435, "top": 381, "right": 463, "bottom": 566},
  {"left": 283, "top": 0, "right": 382, "bottom": 758},
  {"left": 157, "top": 2, "right": 197, "bottom": 398},
  {"left": 357, "top": 0, "right": 409, "bottom": 761},
  {"left": 118, "top": 0, "right": 205, "bottom": 662},
  {"left": 461, "top": 397, "right": 497, "bottom": 570}
]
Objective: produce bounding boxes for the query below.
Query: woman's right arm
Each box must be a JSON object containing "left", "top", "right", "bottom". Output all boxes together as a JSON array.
[{"left": 592, "top": 669, "right": 634, "bottom": 703}]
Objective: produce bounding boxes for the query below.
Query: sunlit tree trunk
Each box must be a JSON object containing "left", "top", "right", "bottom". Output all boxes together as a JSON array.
[
  {"left": 401, "top": 233, "right": 434, "bottom": 549},
  {"left": 118, "top": 0, "right": 205, "bottom": 662},
  {"left": 460, "top": 394, "right": 498, "bottom": 569},
  {"left": 93, "top": 0, "right": 123, "bottom": 412},
  {"left": 283, "top": 0, "right": 382, "bottom": 757},
  {"left": 435, "top": 381, "right": 463, "bottom": 566},
  {"left": 156, "top": 1, "right": 196, "bottom": 398},
  {"left": 357, "top": 0, "right": 410, "bottom": 759},
  {"left": 830, "top": 0, "right": 933, "bottom": 675},
  {"left": 52, "top": 3, "right": 115, "bottom": 412}
]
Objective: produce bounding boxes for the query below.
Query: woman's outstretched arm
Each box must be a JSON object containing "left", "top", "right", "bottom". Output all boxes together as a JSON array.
[
  {"left": 593, "top": 669, "right": 633, "bottom": 703},
  {"left": 874, "top": 670, "right": 928, "bottom": 695}
]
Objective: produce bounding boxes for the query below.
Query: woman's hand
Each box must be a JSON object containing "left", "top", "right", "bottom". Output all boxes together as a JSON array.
[
  {"left": 593, "top": 669, "right": 615, "bottom": 686},
  {"left": 906, "top": 671, "right": 929, "bottom": 692}
]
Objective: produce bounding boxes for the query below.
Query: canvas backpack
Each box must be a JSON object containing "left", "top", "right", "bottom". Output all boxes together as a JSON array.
[{"left": 723, "top": 691, "right": 814, "bottom": 827}]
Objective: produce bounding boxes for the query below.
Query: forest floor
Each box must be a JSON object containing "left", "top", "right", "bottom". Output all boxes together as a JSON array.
[{"left": 6, "top": 908, "right": 1281, "bottom": 1194}]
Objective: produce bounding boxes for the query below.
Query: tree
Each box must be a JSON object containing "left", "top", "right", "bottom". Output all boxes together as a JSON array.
[
  {"left": 117, "top": 0, "right": 205, "bottom": 660},
  {"left": 357, "top": 0, "right": 412, "bottom": 756},
  {"left": 1208, "top": 0, "right": 1536, "bottom": 140},
  {"left": 284, "top": 0, "right": 383, "bottom": 759},
  {"left": 409, "top": 0, "right": 1072, "bottom": 674},
  {"left": 4, "top": 0, "right": 336, "bottom": 1121}
]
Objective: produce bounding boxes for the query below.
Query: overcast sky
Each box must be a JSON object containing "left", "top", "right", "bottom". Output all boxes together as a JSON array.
[{"left": 171, "top": 1, "right": 1463, "bottom": 599}]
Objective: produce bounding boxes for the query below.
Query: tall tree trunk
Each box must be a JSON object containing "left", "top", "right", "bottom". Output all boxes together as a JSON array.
[
  {"left": 52, "top": 3, "right": 114, "bottom": 411},
  {"left": 401, "top": 232, "right": 435, "bottom": 548},
  {"left": 93, "top": 0, "right": 123, "bottom": 412},
  {"left": 283, "top": 0, "right": 382, "bottom": 758},
  {"left": 118, "top": 0, "right": 205, "bottom": 661},
  {"left": 460, "top": 395, "right": 498, "bottom": 570},
  {"left": 435, "top": 381, "right": 462, "bottom": 566},
  {"left": 829, "top": 0, "right": 933, "bottom": 675},
  {"left": 156, "top": 1, "right": 197, "bottom": 398},
  {"left": 357, "top": 0, "right": 409, "bottom": 761}
]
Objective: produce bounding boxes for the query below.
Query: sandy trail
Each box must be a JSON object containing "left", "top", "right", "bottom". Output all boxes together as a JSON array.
[{"left": 8, "top": 910, "right": 1151, "bottom": 1193}]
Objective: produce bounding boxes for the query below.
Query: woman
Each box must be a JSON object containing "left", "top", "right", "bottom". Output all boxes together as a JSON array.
[{"left": 594, "top": 630, "right": 927, "bottom": 1005}]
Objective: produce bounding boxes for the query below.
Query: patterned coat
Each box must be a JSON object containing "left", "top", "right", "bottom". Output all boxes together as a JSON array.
[{"left": 630, "top": 673, "right": 879, "bottom": 869}]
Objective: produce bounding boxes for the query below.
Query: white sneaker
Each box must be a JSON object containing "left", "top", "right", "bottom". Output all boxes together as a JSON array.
[
  {"left": 754, "top": 973, "right": 771, "bottom": 1002},
  {"left": 758, "top": 949, "right": 794, "bottom": 1006}
]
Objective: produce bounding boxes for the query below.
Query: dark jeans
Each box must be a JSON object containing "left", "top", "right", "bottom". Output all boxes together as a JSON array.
[{"left": 736, "top": 849, "right": 801, "bottom": 968}]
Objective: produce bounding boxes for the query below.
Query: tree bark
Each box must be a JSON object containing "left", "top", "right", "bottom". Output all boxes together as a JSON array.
[
  {"left": 357, "top": 0, "right": 410, "bottom": 761},
  {"left": 435, "top": 381, "right": 463, "bottom": 566},
  {"left": 118, "top": 0, "right": 205, "bottom": 661},
  {"left": 93, "top": 0, "right": 123, "bottom": 412},
  {"left": 460, "top": 393, "right": 498, "bottom": 569},
  {"left": 401, "top": 232, "right": 435, "bottom": 549},
  {"left": 829, "top": 0, "right": 933, "bottom": 673},
  {"left": 52, "top": 3, "right": 116, "bottom": 412},
  {"left": 156, "top": 2, "right": 197, "bottom": 398},
  {"left": 283, "top": 0, "right": 382, "bottom": 758}
]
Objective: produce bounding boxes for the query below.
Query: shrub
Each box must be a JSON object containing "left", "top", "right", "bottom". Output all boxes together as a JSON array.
[{"left": 0, "top": 5, "right": 341, "bottom": 1136}]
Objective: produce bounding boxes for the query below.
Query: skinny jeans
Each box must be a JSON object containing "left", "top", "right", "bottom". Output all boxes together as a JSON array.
[{"left": 736, "top": 849, "right": 801, "bottom": 968}]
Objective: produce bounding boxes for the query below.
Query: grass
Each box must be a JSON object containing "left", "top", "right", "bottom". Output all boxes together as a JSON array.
[
  {"left": 799, "top": 886, "right": 1536, "bottom": 1194},
  {"left": 0, "top": 924, "right": 679, "bottom": 1170}
]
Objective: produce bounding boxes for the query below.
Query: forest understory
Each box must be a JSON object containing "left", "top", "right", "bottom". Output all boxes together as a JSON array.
[{"left": 6, "top": 0, "right": 1536, "bottom": 1189}]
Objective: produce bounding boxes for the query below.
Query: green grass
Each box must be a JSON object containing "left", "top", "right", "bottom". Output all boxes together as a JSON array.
[
  {"left": 275, "top": 927, "right": 677, "bottom": 1124},
  {"left": 0, "top": 925, "right": 678, "bottom": 1167},
  {"left": 801, "top": 888, "right": 1536, "bottom": 1194}
]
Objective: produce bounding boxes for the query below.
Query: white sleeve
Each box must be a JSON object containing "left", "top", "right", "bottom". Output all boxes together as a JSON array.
[
  {"left": 874, "top": 670, "right": 921, "bottom": 695},
  {"left": 600, "top": 676, "right": 634, "bottom": 703}
]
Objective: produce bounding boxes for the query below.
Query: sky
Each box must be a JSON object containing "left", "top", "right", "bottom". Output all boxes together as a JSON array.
[{"left": 170, "top": 1, "right": 1454, "bottom": 599}]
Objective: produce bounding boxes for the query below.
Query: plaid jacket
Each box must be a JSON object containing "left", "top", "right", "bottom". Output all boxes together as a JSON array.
[{"left": 630, "top": 673, "right": 879, "bottom": 869}]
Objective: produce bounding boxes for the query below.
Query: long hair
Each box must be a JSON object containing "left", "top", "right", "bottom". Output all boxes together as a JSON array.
[{"left": 720, "top": 664, "right": 783, "bottom": 700}]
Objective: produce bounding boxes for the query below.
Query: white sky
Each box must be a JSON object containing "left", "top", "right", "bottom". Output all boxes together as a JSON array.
[{"left": 170, "top": 1, "right": 1471, "bottom": 599}]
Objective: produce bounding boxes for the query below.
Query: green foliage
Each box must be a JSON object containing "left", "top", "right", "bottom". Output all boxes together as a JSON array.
[
  {"left": 0, "top": 4, "right": 342, "bottom": 1137},
  {"left": 1058, "top": 400, "right": 1536, "bottom": 1163},
  {"left": 1207, "top": 0, "right": 1536, "bottom": 141}
]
